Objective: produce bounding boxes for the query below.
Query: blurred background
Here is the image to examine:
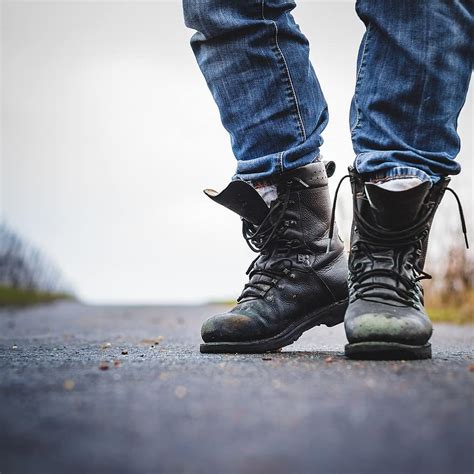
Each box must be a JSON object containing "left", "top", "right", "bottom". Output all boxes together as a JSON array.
[{"left": 1, "top": 0, "right": 472, "bottom": 318}]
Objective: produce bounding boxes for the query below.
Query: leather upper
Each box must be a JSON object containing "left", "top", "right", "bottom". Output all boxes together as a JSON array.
[
  {"left": 345, "top": 168, "right": 449, "bottom": 345},
  {"left": 201, "top": 162, "right": 348, "bottom": 343}
]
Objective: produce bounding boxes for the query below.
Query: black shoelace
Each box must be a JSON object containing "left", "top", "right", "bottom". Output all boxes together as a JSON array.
[
  {"left": 327, "top": 175, "right": 469, "bottom": 307},
  {"left": 349, "top": 210, "right": 434, "bottom": 307},
  {"left": 237, "top": 179, "right": 306, "bottom": 302}
]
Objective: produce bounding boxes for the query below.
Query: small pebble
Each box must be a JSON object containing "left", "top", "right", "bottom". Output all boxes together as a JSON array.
[
  {"left": 101, "top": 342, "right": 111, "bottom": 349},
  {"left": 113, "top": 360, "right": 121, "bottom": 368},
  {"left": 11, "top": 345, "right": 18, "bottom": 350},
  {"left": 325, "top": 357, "right": 334, "bottom": 363},
  {"left": 63, "top": 379, "right": 75, "bottom": 390},
  {"left": 121, "top": 350, "right": 128, "bottom": 355},
  {"left": 365, "top": 378, "right": 376, "bottom": 388},
  {"left": 262, "top": 357, "right": 272, "bottom": 361},
  {"left": 469, "top": 364, "right": 474, "bottom": 372},
  {"left": 99, "top": 361, "right": 110, "bottom": 371},
  {"left": 140, "top": 336, "right": 164, "bottom": 346},
  {"left": 272, "top": 379, "right": 283, "bottom": 389},
  {"left": 174, "top": 385, "right": 187, "bottom": 399}
]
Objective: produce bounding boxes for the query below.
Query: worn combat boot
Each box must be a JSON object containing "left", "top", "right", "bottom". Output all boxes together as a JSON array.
[
  {"left": 343, "top": 168, "right": 468, "bottom": 360},
  {"left": 200, "top": 161, "right": 348, "bottom": 353}
]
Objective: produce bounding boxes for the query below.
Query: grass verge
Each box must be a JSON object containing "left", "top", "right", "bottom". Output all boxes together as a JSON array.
[
  {"left": 0, "top": 286, "right": 73, "bottom": 306},
  {"left": 427, "top": 307, "right": 473, "bottom": 325}
]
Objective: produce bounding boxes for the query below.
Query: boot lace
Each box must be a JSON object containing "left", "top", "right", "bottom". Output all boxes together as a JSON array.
[
  {"left": 237, "top": 178, "right": 308, "bottom": 302},
  {"left": 327, "top": 175, "right": 469, "bottom": 308}
]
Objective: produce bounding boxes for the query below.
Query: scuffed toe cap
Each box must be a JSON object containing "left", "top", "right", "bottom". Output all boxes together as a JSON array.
[
  {"left": 344, "top": 300, "right": 433, "bottom": 345},
  {"left": 201, "top": 312, "right": 265, "bottom": 343}
]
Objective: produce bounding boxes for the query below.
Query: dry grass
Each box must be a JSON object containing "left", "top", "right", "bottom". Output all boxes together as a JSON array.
[
  {"left": 0, "top": 286, "right": 72, "bottom": 306},
  {"left": 425, "top": 288, "right": 474, "bottom": 325}
]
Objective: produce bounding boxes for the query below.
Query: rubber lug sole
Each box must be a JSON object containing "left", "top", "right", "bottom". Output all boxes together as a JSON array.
[
  {"left": 200, "top": 299, "right": 348, "bottom": 354},
  {"left": 345, "top": 341, "right": 431, "bottom": 360}
]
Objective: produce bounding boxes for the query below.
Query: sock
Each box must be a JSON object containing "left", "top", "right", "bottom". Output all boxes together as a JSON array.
[
  {"left": 254, "top": 184, "right": 278, "bottom": 206},
  {"left": 373, "top": 177, "right": 424, "bottom": 192},
  {"left": 253, "top": 156, "right": 320, "bottom": 206}
]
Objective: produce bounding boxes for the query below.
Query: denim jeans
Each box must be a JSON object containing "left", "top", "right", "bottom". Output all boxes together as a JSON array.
[{"left": 183, "top": 0, "right": 472, "bottom": 184}]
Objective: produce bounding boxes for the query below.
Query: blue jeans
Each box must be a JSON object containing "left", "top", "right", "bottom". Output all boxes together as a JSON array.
[{"left": 183, "top": 0, "right": 472, "bottom": 184}]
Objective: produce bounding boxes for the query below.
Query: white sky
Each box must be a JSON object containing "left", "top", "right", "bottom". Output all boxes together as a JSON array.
[{"left": 1, "top": 1, "right": 472, "bottom": 304}]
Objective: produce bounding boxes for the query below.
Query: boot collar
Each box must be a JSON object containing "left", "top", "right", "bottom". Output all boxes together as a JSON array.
[
  {"left": 204, "top": 181, "right": 268, "bottom": 225},
  {"left": 364, "top": 181, "right": 432, "bottom": 230},
  {"left": 349, "top": 167, "right": 451, "bottom": 230},
  {"left": 204, "top": 161, "right": 334, "bottom": 225}
]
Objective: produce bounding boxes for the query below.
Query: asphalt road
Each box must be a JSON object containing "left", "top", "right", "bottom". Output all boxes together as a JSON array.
[{"left": 1, "top": 302, "right": 473, "bottom": 474}]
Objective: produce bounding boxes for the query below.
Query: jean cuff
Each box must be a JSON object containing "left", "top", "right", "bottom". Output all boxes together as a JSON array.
[
  {"left": 367, "top": 166, "right": 435, "bottom": 185},
  {"left": 235, "top": 154, "right": 321, "bottom": 187}
]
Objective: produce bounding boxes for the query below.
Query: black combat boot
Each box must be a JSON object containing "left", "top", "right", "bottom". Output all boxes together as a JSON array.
[
  {"left": 200, "top": 161, "right": 348, "bottom": 353},
  {"left": 343, "top": 167, "right": 468, "bottom": 360}
]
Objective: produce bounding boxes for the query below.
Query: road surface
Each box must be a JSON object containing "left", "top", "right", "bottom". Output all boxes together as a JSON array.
[{"left": 1, "top": 302, "right": 473, "bottom": 473}]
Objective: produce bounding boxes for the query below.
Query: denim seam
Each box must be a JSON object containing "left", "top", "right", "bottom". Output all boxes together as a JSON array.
[
  {"left": 371, "top": 175, "right": 425, "bottom": 183},
  {"left": 350, "top": 22, "right": 371, "bottom": 137},
  {"left": 261, "top": 0, "right": 307, "bottom": 156}
]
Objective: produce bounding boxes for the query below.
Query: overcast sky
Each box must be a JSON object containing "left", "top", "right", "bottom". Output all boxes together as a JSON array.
[{"left": 1, "top": 1, "right": 472, "bottom": 304}]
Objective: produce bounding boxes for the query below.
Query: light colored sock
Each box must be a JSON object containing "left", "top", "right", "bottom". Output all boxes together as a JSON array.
[
  {"left": 255, "top": 184, "right": 278, "bottom": 206},
  {"left": 373, "top": 177, "right": 424, "bottom": 192}
]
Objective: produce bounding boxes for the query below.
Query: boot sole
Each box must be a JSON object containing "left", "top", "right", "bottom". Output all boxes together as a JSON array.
[
  {"left": 345, "top": 341, "right": 431, "bottom": 360},
  {"left": 200, "top": 299, "right": 348, "bottom": 354}
]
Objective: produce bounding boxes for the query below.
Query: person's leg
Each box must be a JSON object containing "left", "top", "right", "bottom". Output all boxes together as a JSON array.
[
  {"left": 344, "top": 0, "right": 472, "bottom": 359},
  {"left": 183, "top": 0, "right": 328, "bottom": 182},
  {"left": 183, "top": 1, "right": 348, "bottom": 353},
  {"left": 350, "top": 0, "right": 472, "bottom": 185}
]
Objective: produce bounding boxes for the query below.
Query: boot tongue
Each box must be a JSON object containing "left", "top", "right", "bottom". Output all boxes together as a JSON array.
[
  {"left": 364, "top": 181, "right": 432, "bottom": 229},
  {"left": 204, "top": 180, "right": 269, "bottom": 225}
]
